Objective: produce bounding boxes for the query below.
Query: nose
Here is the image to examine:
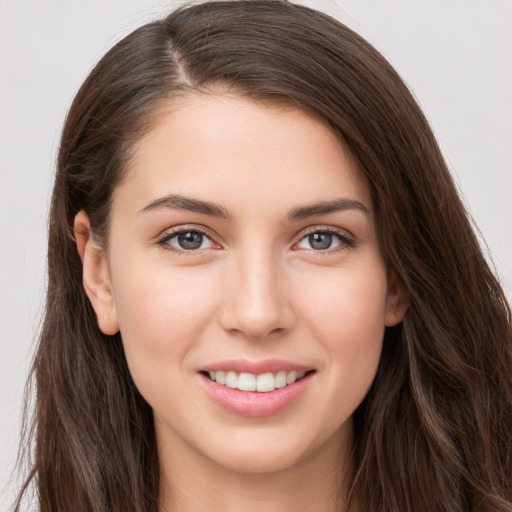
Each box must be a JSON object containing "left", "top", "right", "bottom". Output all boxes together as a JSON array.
[{"left": 219, "top": 248, "right": 296, "bottom": 341}]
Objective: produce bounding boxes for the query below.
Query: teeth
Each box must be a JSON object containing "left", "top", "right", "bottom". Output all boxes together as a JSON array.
[
  {"left": 225, "top": 371, "right": 238, "bottom": 389},
  {"left": 256, "top": 372, "right": 275, "bottom": 392},
  {"left": 275, "top": 371, "right": 287, "bottom": 388},
  {"left": 286, "top": 371, "right": 297, "bottom": 385},
  {"left": 206, "top": 369, "right": 309, "bottom": 392},
  {"left": 238, "top": 372, "right": 256, "bottom": 391}
]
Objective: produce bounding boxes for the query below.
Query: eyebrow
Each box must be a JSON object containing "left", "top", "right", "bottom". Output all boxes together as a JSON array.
[
  {"left": 139, "top": 194, "right": 232, "bottom": 219},
  {"left": 138, "top": 194, "right": 369, "bottom": 221},
  {"left": 286, "top": 198, "right": 369, "bottom": 221}
]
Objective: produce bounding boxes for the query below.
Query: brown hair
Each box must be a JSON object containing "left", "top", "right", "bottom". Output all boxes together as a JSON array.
[{"left": 15, "top": 1, "right": 512, "bottom": 511}]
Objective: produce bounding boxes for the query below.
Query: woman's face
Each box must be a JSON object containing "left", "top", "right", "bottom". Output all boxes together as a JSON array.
[{"left": 81, "top": 94, "right": 407, "bottom": 475}]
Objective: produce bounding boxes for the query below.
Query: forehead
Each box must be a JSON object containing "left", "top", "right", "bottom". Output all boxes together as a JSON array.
[{"left": 115, "top": 93, "right": 371, "bottom": 219}]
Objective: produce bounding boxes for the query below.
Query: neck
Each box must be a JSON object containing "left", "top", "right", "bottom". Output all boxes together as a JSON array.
[{"left": 157, "top": 420, "right": 356, "bottom": 512}]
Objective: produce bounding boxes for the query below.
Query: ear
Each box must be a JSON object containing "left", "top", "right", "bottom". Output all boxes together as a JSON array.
[
  {"left": 384, "top": 271, "right": 409, "bottom": 327},
  {"left": 74, "top": 210, "right": 119, "bottom": 335}
]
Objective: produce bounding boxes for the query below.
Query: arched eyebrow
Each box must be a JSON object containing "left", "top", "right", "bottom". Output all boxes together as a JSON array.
[
  {"left": 138, "top": 194, "right": 369, "bottom": 221},
  {"left": 138, "top": 194, "right": 232, "bottom": 219},
  {"left": 286, "top": 198, "right": 369, "bottom": 221}
]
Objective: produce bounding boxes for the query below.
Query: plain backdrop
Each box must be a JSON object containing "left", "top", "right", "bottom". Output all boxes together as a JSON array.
[{"left": 1, "top": 0, "right": 511, "bottom": 509}]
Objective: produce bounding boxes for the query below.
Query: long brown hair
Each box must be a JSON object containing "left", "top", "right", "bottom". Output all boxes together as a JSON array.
[{"left": 15, "top": 2, "right": 512, "bottom": 511}]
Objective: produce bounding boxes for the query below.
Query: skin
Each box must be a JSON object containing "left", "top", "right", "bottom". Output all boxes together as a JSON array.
[{"left": 75, "top": 94, "right": 408, "bottom": 512}]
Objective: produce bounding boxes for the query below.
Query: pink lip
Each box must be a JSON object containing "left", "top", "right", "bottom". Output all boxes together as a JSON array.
[
  {"left": 198, "top": 371, "right": 315, "bottom": 418},
  {"left": 200, "top": 358, "right": 313, "bottom": 374}
]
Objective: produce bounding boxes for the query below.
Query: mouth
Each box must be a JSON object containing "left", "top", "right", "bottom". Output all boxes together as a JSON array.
[
  {"left": 199, "top": 369, "right": 315, "bottom": 393},
  {"left": 197, "top": 361, "right": 316, "bottom": 417}
]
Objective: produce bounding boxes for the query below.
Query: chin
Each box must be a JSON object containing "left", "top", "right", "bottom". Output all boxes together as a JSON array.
[
  {"left": 197, "top": 421, "right": 347, "bottom": 476},
  {"left": 206, "top": 444, "right": 307, "bottom": 475}
]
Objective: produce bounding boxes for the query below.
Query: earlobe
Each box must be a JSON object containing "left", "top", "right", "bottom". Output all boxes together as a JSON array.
[
  {"left": 74, "top": 210, "right": 119, "bottom": 335},
  {"left": 384, "top": 272, "right": 409, "bottom": 327}
]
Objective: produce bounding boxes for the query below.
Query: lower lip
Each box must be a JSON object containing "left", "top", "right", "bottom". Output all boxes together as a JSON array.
[{"left": 198, "top": 372, "right": 314, "bottom": 417}]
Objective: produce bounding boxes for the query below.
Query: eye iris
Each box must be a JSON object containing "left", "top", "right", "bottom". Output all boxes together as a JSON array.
[
  {"left": 309, "top": 232, "right": 332, "bottom": 250},
  {"left": 178, "top": 231, "right": 203, "bottom": 250}
]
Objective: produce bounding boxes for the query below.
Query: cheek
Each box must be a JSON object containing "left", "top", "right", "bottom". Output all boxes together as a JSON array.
[
  {"left": 313, "top": 273, "right": 387, "bottom": 434},
  {"left": 109, "top": 258, "right": 220, "bottom": 388},
  {"left": 296, "top": 259, "right": 388, "bottom": 393},
  {"left": 298, "top": 257, "right": 388, "bottom": 337},
  {"left": 114, "top": 258, "right": 217, "bottom": 331}
]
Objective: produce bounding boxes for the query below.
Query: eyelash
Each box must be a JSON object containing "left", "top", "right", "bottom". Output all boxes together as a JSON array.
[
  {"left": 297, "top": 226, "right": 355, "bottom": 254},
  {"left": 156, "top": 225, "right": 355, "bottom": 255},
  {"left": 156, "top": 226, "right": 216, "bottom": 255}
]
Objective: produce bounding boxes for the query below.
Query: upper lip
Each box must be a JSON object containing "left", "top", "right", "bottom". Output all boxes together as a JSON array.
[{"left": 200, "top": 359, "right": 314, "bottom": 374}]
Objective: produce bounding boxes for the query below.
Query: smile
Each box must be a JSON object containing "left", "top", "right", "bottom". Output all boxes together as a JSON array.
[
  {"left": 198, "top": 361, "right": 316, "bottom": 417},
  {"left": 203, "top": 370, "right": 309, "bottom": 392}
]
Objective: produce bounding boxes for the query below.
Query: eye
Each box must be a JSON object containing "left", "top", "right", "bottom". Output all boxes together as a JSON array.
[
  {"left": 158, "top": 228, "right": 218, "bottom": 252},
  {"left": 295, "top": 229, "right": 353, "bottom": 252}
]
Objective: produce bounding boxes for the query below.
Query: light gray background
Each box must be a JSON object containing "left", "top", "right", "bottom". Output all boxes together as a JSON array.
[{"left": 1, "top": 0, "right": 511, "bottom": 509}]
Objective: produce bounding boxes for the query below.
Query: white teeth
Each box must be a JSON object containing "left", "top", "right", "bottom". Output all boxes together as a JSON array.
[
  {"left": 225, "top": 371, "right": 238, "bottom": 389},
  {"left": 286, "top": 371, "right": 297, "bottom": 385},
  {"left": 206, "top": 369, "right": 309, "bottom": 392},
  {"left": 275, "top": 370, "right": 287, "bottom": 388},
  {"left": 238, "top": 372, "right": 256, "bottom": 391},
  {"left": 256, "top": 372, "right": 275, "bottom": 392}
]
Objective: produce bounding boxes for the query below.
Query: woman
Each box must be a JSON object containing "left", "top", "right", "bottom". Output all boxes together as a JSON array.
[{"left": 15, "top": 1, "right": 512, "bottom": 511}]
